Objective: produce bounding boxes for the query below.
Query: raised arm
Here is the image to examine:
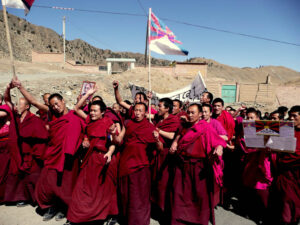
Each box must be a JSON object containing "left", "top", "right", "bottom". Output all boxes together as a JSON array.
[
  {"left": 12, "top": 77, "right": 49, "bottom": 112},
  {"left": 4, "top": 83, "right": 13, "bottom": 110},
  {"left": 74, "top": 86, "right": 98, "bottom": 120},
  {"left": 112, "top": 80, "right": 131, "bottom": 110}
]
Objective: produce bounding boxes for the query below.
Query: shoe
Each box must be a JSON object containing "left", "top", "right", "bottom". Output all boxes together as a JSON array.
[
  {"left": 16, "top": 201, "right": 28, "bottom": 207},
  {"left": 43, "top": 207, "right": 57, "bottom": 221},
  {"left": 106, "top": 218, "right": 118, "bottom": 225},
  {"left": 55, "top": 211, "right": 66, "bottom": 221},
  {"left": 63, "top": 220, "right": 71, "bottom": 225}
]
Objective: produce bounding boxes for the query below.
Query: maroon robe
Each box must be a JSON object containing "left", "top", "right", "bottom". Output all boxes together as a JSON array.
[
  {"left": 0, "top": 105, "right": 19, "bottom": 202},
  {"left": 67, "top": 117, "right": 118, "bottom": 223},
  {"left": 151, "top": 114, "right": 180, "bottom": 212},
  {"left": 4, "top": 112, "right": 48, "bottom": 203},
  {"left": 119, "top": 118, "right": 160, "bottom": 225},
  {"left": 275, "top": 129, "right": 300, "bottom": 223},
  {"left": 35, "top": 110, "right": 84, "bottom": 209},
  {"left": 172, "top": 120, "right": 226, "bottom": 225},
  {"left": 215, "top": 110, "right": 235, "bottom": 141}
]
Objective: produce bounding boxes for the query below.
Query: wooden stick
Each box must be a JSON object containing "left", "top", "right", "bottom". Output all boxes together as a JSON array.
[{"left": 2, "top": 2, "right": 17, "bottom": 78}]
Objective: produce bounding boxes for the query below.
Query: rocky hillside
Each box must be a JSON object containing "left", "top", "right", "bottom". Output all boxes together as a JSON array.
[{"left": 0, "top": 11, "right": 169, "bottom": 67}]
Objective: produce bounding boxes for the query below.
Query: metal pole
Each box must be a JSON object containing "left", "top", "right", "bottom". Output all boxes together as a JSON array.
[{"left": 148, "top": 8, "right": 152, "bottom": 122}]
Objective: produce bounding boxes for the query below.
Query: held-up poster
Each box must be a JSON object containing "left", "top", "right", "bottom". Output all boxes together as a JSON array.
[
  {"left": 129, "top": 72, "right": 207, "bottom": 105},
  {"left": 242, "top": 120, "right": 296, "bottom": 153}
]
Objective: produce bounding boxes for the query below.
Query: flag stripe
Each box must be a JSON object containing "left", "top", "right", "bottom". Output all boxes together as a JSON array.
[{"left": 149, "top": 11, "right": 188, "bottom": 56}]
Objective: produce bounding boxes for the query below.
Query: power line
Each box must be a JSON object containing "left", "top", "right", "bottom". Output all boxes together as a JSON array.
[
  {"left": 162, "top": 18, "right": 300, "bottom": 47},
  {"left": 136, "top": 0, "right": 147, "bottom": 16},
  {"left": 33, "top": 4, "right": 145, "bottom": 17},
  {"left": 32, "top": 4, "right": 300, "bottom": 47},
  {"left": 67, "top": 20, "right": 114, "bottom": 50}
]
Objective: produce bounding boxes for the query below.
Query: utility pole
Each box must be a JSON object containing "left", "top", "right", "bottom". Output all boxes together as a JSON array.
[{"left": 63, "top": 16, "right": 66, "bottom": 65}]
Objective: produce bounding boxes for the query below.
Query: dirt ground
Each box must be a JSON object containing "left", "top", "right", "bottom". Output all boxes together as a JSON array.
[{"left": 0, "top": 204, "right": 256, "bottom": 225}]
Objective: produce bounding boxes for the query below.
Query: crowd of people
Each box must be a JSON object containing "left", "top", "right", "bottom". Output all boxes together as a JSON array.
[{"left": 0, "top": 76, "right": 299, "bottom": 225}]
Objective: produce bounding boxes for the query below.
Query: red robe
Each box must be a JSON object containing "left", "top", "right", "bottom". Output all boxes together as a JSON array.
[
  {"left": 119, "top": 118, "right": 160, "bottom": 225},
  {"left": 172, "top": 120, "right": 226, "bottom": 225},
  {"left": 275, "top": 129, "right": 300, "bottom": 223},
  {"left": 35, "top": 110, "right": 84, "bottom": 209},
  {"left": 151, "top": 114, "right": 180, "bottom": 212},
  {"left": 67, "top": 117, "right": 118, "bottom": 223},
  {"left": 0, "top": 105, "right": 19, "bottom": 202},
  {"left": 215, "top": 110, "right": 235, "bottom": 141},
  {"left": 4, "top": 112, "right": 48, "bottom": 203}
]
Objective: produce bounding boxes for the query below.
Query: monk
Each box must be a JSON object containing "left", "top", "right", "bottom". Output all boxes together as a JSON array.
[
  {"left": 202, "top": 103, "right": 228, "bottom": 206},
  {"left": 202, "top": 103, "right": 228, "bottom": 141},
  {"left": 239, "top": 108, "right": 273, "bottom": 223},
  {"left": 212, "top": 98, "right": 235, "bottom": 141},
  {"left": 151, "top": 98, "right": 180, "bottom": 224},
  {"left": 31, "top": 93, "right": 84, "bottom": 221},
  {"left": 112, "top": 80, "right": 156, "bottom": 118},
  {"left": 36, "top": 93, "right": 50, "bottom": 122},
  {"left": 3, "top": 83, "right": 48, "bottom": 206},
  {"left": 172, "top": 99, "right": 188, "bottom": 119},
  {"left": 274, "top": 105, "right": 300, "bottom": 224},
  {"left": 0, "top": 94, "right": 19, "bottom": 203},
  {"left": 112, "top": 102, "right": 163, "bottom": 225},
  {"left": 67, "top": 87, "right": 119, "bottom": 224},
  {"left": 200, "top": 91, "right": 214, "bottom": 104},
  {"left": 169, "top": 103, "right": 226, "bottom": 225},
  {"left": 270, "top": 110, "right": 284, "bottom": 121},
  {"left": 212, "top": 98, "right": 236, "bottom": 207}
]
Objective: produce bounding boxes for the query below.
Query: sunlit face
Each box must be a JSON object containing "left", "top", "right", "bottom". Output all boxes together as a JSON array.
[
  {"left": 172, "top": 101, "right": 181, "bottom": 115},
  {"left": 49, "top": 97, "right": 65, "bottom": 115},
  {"left": 43, "top": 94, "right": 50, "bottom": 106},
  {"left": 187, "top": 105, "right": 202, "bottom": 124},
  {"left": 271, "top": 113, "right": 280, "bottom": 121},
  {"left": 134, "top": 94, "right": 145, "bottom": 104},
  {"left": 89, "top": 105, "right": 102, "bottom": 121},
  {"left": 289, "top": 112, "right": 300, "bottom": 128},
  {"left": 202, "top": 106, "right": 212, "bottom": 121},
  {"left": 200, "top": 93, "right": 210, "bottom": 104},
  {"left": 134, "top": 104, "right": 146, "bottom": 122},
  {"left": 112, "top": 103, "right": 120, "bottom": 114},
  {"left": 247, "top": 112, "right": 259, "bottom": 121},
  {"left": 17, "top": 98, "right": 29, "bottom": 115},
  {"left": 158, "top": 101, "right": 168, "bottom": 117},
  {"left": 213, "top": 102, "right": 223, "bottom": 116}
]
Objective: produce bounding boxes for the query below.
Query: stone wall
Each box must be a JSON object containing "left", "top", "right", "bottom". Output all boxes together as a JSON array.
[{"left": 31, "top": 50, "right": 64, "bottom": 63}]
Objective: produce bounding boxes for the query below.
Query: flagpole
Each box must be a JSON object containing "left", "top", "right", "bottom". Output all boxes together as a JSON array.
[
  {"left": 148, "top": 8, "right": 152, "bottom": 122},
  {"left": 1, "top": 1, "right": 17, "bottom": 78},
  {"left": 144, "top": 19, "right": 148, "bottom": 67}
]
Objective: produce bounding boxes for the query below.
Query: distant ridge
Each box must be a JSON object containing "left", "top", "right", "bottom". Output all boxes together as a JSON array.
[{"left": 0, "top": 11, "right": 300, "bottom": 84}]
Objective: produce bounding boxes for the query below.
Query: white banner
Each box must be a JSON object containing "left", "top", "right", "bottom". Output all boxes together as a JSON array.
[{"left": 129, "top": 72, "right": 207, "bottom": 105}]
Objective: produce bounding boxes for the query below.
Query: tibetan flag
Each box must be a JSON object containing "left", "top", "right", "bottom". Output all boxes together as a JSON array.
[
  {"left": 2, "top": 0, "right": 35, "bottom": 14},
  {"left": 149, "top": 11, "right": 188, "bottom": 56}
]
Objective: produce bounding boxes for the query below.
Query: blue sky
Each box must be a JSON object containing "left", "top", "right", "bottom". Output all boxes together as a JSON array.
[{"left": 2, "top": 0, "right": 300, "bottom": 71}]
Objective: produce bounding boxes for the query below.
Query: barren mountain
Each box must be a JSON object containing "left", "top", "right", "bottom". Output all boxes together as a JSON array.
[{"left": 0, "top": 11, "right": 169, "bottom": 67}]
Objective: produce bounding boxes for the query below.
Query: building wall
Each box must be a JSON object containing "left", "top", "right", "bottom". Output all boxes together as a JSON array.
[
  {"left": 64, "top": 61, "right": 100, "bottom": 73},
  {"left": 32, "top": 50, "right": 64, "bottom": 63},
  {"left": 174, "top": 64, "right": 207, "bottom": 77}
]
